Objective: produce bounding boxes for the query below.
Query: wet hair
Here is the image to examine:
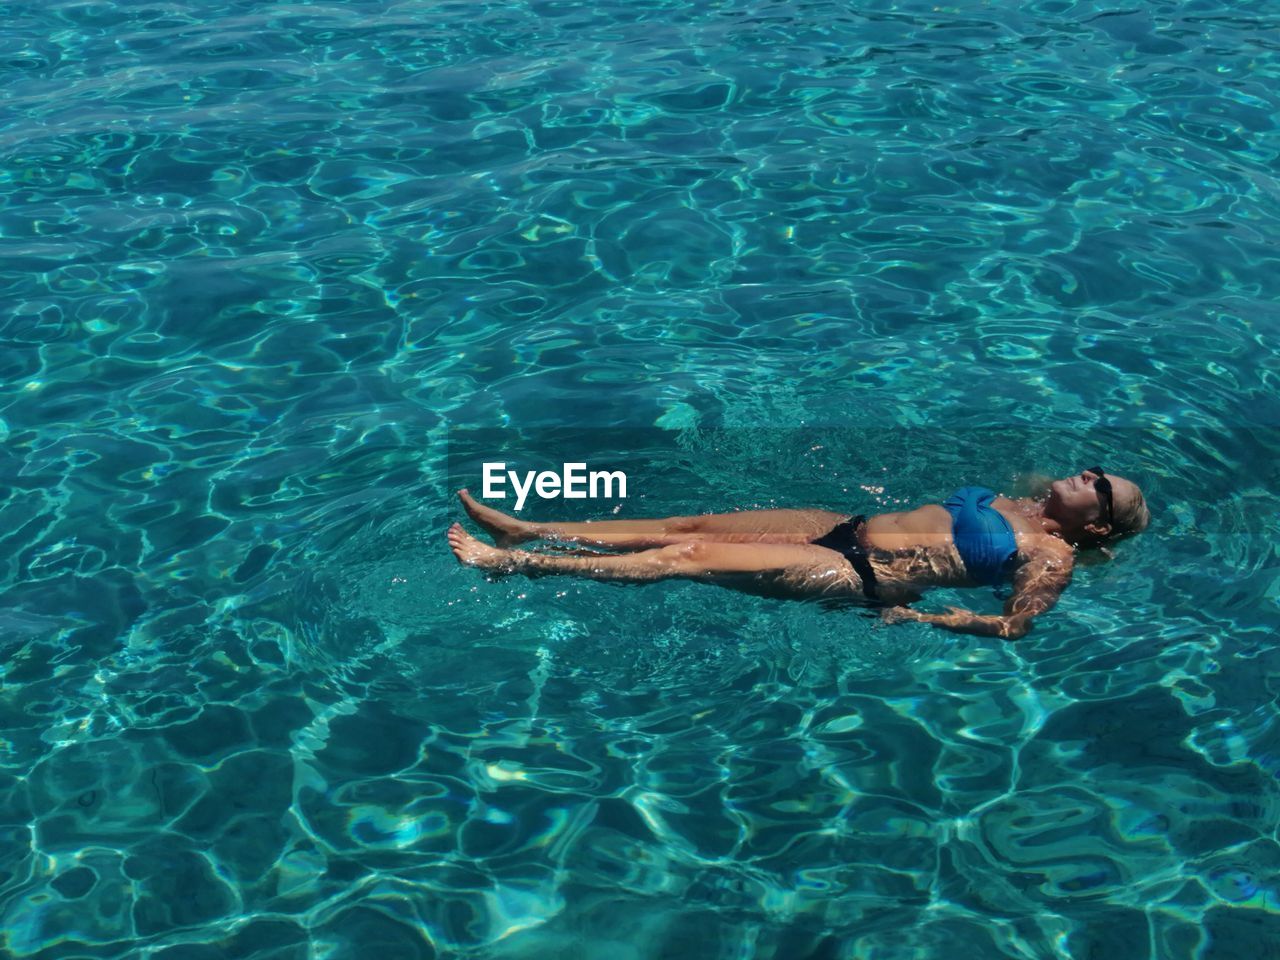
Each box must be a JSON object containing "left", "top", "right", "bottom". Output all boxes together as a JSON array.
[
  {"left": 1073, "top": 484, "right": 1149, "bottom": 552},
  {"left": 1107, "top": 486, "right": 1150, "bottom": 542}
]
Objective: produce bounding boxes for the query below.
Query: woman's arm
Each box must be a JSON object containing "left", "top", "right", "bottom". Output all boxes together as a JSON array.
[{"left": 881, "top": 539, "right": 1074, "bottom": 640}]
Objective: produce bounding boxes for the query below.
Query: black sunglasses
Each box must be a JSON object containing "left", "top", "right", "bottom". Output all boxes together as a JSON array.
[{"left": 1085, "top": 466, "right": 1114, "bottom": 527}]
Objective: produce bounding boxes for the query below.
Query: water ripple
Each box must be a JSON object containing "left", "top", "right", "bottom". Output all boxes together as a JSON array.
[{"left": 3, "top": 0, "right": 1280, "bottom": 957}]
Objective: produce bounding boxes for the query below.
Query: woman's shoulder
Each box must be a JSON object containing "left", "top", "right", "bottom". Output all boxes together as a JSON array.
[
  {"left": 991, "top": 498, "right": 1070, "bottom": 552},
  {"left": 1012, "top": 525, "right": 1074, "bottom": 566}
]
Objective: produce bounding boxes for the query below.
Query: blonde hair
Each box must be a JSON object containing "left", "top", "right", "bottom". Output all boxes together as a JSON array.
[
  {"left": 1108, "top": 487, "right": 1150, "bottom": 542},
  {"left": 1076, "top": 485, "right": 1149, "bottom": 552}
]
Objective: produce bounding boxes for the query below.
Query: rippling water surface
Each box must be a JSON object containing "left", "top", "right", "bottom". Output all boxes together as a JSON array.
[{"left": 3, "top": 0, "right": 1280, "bottom": 957}]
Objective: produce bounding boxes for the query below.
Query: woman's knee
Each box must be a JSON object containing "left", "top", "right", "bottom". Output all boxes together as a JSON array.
[
  {"left": 653, "top": 541, "right": 710, "bottom": 569},
  {"left": 662, "top": 516, "right": 703, "bottom": 534}
]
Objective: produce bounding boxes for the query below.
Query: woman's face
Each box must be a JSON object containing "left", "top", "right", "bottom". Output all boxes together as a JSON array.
[{"left": 1047, "top": 468, "right": 1137, "bottom": 529}]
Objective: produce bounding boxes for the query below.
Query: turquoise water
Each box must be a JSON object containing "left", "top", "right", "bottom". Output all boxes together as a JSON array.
[{"left": 3, "top": 0, "right": 1280, "bottom": 956}]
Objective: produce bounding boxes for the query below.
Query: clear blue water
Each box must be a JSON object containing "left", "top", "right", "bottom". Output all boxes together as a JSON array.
[{"left": 3, "top": 0, "right": 1280, "bottom": 957}]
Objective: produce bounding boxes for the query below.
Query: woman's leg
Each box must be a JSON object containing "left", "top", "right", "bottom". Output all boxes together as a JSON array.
[
  {"left": 447, "top": 523, "right": 862, "bottom": 600},
  {"left": 458, "top": 489, "right": 848, "bottom": 549}
]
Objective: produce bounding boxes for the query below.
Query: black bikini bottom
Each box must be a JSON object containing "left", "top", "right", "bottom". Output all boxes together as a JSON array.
[{"left": 810, "top": 515, "right": 880, "bottom": 602}]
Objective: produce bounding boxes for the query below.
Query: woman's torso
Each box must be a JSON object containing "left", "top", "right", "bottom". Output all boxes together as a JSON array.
[{"left": 862, "top": 497, "right": 1041, "bottom": 592}]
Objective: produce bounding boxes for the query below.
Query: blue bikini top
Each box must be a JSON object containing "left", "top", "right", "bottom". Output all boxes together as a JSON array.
[{"left": 943, "top": 486, "right": 1019, "bottom": 586}]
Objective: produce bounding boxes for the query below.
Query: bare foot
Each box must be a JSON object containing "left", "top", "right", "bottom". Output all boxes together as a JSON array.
[
  {"left": 447, "top": 523, "right": 515, "bottom": 573},
  {"left": 458, "top": 488, "right": 535, "bottom": 547}
]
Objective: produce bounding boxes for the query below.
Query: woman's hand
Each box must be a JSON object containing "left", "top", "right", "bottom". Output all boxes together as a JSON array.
[
  {"left": 880, "top": 606, "right": 924, "bottom": 625},
  {"left": 881, "top": 605, "right": 1029, "bottom": 639},
  {"left": 881, "top": 606, "right": 962, "bottom": 627}
]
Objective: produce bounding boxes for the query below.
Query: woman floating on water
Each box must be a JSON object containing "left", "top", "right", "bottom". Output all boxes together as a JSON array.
[{"left": 448, "top": 468, "right": 1149, "bottom": 639}]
